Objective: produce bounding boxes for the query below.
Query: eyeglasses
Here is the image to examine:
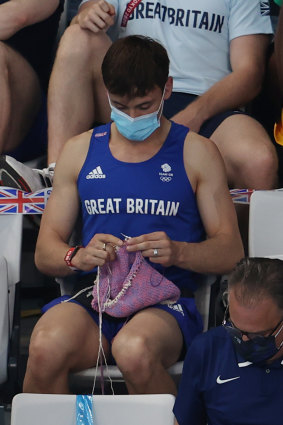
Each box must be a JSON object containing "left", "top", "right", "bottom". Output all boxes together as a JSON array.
[{"left": 222, "top": 307, "right": 283, "bottom": 342}]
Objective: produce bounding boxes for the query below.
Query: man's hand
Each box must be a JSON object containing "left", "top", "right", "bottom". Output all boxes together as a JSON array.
[
  {"left": 71, "top": 233, "right": 123, "bottom": 271},
  {"left": 76, "top": 0, "right": 116, "bottom": 33},
  {"left": 171, "top": 100, "right": 206, "bottom": 133},
  {"left": 126, "top": 231, "right": 183, "bottom": 267}
]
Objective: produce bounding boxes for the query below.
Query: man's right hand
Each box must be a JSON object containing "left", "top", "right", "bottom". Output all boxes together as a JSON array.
[
  {"left": 76, "top": 0, "right": 116, "bottom": 33},
  {"left": 71, "top": 233, "right": 123, "bottom": 271}
]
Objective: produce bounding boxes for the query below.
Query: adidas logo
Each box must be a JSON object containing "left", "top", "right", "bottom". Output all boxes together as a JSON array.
[
  {"left": 86, "top": 166, "right": 106, "bottom": 179},
  {"left": 167, "top": 303, "right": 184, "bottom": 316}
]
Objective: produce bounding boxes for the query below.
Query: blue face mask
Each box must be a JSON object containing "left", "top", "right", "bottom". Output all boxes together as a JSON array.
[
  {"left": 231, "top": 333, "right": 283, "bottom": 365},
  {"left": 108, "top": 91, "right": 165, "bottom": 141},
  {"left": 224, "top": 318, "right": 283, "bottom": 365}
]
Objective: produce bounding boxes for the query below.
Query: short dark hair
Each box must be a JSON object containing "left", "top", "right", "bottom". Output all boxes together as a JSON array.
[
  {"left": 102, "top": 35, "right": 169, "bottom": 98},
  {"left": 228, "top": 257, "right": 283, "bottom": 310}
]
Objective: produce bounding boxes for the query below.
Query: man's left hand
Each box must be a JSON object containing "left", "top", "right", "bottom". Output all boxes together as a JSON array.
[{"left": 126, "top": 231, "right": 183, "bottom": 267}]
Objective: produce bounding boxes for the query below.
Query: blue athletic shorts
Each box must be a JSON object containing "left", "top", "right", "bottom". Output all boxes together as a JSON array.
[
  {"left": 42, "top": 293, "right": 203, "bottom": 355},
  {"left": 164, "top": 92, "right": 245, "bottom": 138}
]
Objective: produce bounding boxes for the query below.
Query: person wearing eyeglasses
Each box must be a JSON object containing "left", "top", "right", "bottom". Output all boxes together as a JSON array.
[{"left": 174, "top": 257, "right": 283, "bottom": 425}]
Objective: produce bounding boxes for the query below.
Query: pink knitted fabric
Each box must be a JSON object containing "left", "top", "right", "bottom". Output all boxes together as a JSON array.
[{"left": 91, "top": 245, "right": 180, "bottom": 317}]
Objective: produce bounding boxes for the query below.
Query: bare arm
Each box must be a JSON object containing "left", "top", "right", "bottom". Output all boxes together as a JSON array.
[
  {"left": 72, "top": 0, "right": 115, "bottom": 32},
  {"left": 0, "top": 0, "right": 60, "bottom": 40},
  {"left": 35, "top": 131, "right": 123, "bottom": 277},
  {"left": 127, "top": 133, "right": 244, "bottom": 275},
  {"left": 172, "top": 34, "right": 271, "bottom": 132},
  {"left": 35, "top": 134, "right": 86, "bottom": 277},
  {"left": 178, "top": 133, "right": 244, "bottom": 274}
]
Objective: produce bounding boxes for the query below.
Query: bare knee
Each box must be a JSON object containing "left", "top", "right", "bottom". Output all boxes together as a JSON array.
[
  {"left": 212, "top": 115, "right": 278, "bottom": 189},
  {"left": 55, "top": 24, "right": 111, "bottom": 67},
  {"left": 227, "top": 138, "right": 278, "bottom": 189},
  {"left": 112, "top": 334, "right": 158, "bottom": 384},
  {"left": 245, "top": 142, "right": 278, "bottom": 189},
  {"left": 27, "top": 328, "right": 70, "bottom": 381}
]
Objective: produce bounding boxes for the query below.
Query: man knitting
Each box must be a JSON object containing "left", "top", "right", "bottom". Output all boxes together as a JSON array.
[{"left": 23, "top": 35, "right": 243, "bottom": 395}]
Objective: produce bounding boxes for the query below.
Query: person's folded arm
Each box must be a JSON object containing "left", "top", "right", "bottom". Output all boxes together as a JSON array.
[
  {"left": 71, "top": 0, "right": 115, "bottom": 32},
  {"left": 172, "top": 34, "right": 271, "bottom": 132},
  {"left": 0, "top": 0, "right": 60, "bottom": 40}
]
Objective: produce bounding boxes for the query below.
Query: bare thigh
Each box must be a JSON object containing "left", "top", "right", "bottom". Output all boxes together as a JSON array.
[{"left": 0, "top": 42, "right": 41, "bottom": 151}]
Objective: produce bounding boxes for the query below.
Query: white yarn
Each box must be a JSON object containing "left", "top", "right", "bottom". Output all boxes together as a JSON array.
[
  {"left": 61, "top": 285, "right": 93, "bottom": 303},
  {"left": 91, "top": 267, "right": 115, "bottom": 395},
  {"left": 62, "top": 270, "right": 114, "bottom": 395}
]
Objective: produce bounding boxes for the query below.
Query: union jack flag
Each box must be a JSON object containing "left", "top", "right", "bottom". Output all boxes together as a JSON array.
[
  {"left": 230, "top": 189, "right": 255, "bottom": 204},
  {"left": 0, "top": 188, "right": 52, "bottom": 214}
]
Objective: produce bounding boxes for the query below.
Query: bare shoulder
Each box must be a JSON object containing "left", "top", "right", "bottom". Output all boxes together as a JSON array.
[
  {"left": 184, "top": 130, "right": 222, "bottom": 160},
  {"left": 54, "top": 129, "right": 93, "bottom": 183},
  {"left": 64, "top": 129, "right": 92, "bottom": 155},
  {"left": 183, "top": 131, "right": 226, "bottom": 189}
]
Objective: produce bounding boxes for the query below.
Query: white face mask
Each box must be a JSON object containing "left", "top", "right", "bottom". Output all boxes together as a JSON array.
[{"left": 108, "top": 89, "right": 165, "bottom": 141}]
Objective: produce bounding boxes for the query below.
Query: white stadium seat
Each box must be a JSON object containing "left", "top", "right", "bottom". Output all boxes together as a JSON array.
[{"left": 11, "top": 393, "right": 175, "bottom": 425}]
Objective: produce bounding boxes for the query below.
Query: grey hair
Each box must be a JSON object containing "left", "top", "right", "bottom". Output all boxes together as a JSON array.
[{"left": 227, "top": 257, "right": 283, "bottom": 310}]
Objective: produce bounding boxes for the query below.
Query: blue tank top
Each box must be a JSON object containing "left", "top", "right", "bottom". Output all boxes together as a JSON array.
[{"left": 77, "top": 122, "right": 205, "bottom": 291}]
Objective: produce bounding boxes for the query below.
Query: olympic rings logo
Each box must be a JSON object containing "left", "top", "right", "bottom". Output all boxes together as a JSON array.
[{"left": 160, "top": 176, "right": 172, "bottom": 182}]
